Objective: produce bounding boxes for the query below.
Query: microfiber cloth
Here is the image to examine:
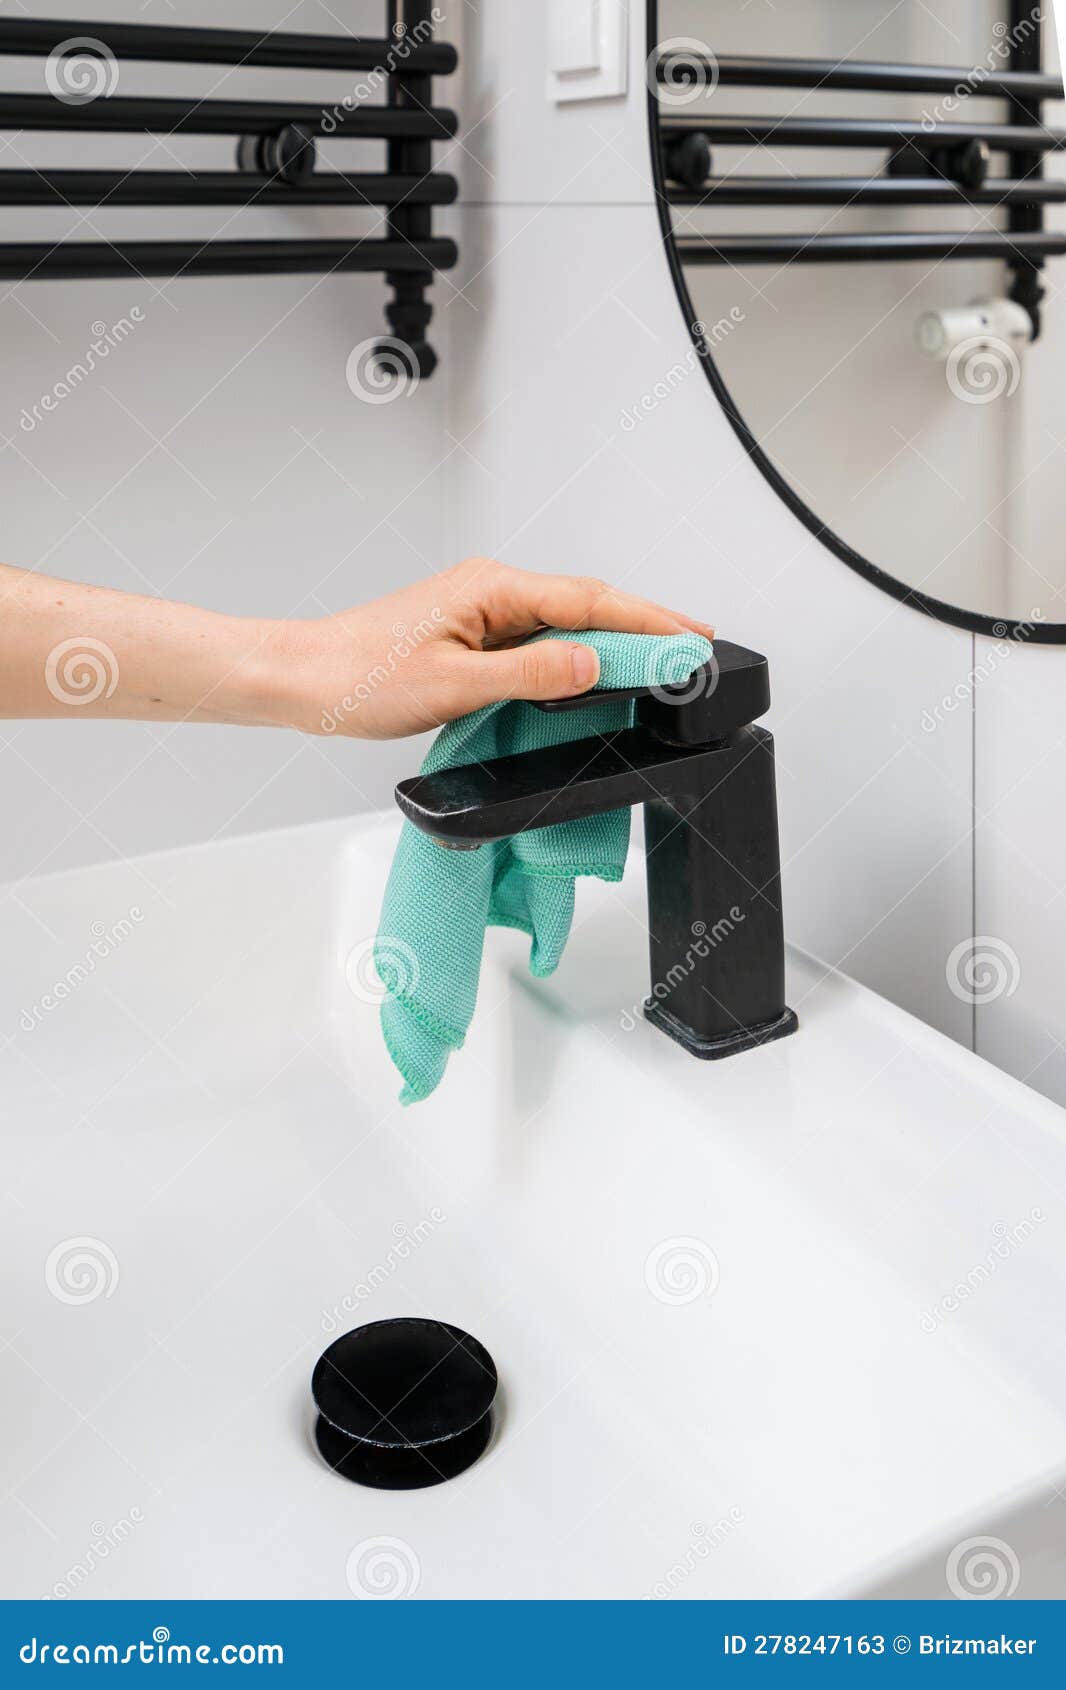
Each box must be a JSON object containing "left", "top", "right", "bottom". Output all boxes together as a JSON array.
[{"left": 375, "top": 627, "right": 714, "bottom": 1104}]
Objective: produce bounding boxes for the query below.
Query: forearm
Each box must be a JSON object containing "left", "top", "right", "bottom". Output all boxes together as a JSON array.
[{"left": 0, "top": 564, "right": 275, "bottom": 725}]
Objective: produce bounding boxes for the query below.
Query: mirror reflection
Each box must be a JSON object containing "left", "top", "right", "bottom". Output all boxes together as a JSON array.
[{"left": 656, "top": 1, "right": 1066, "bottom": 632}]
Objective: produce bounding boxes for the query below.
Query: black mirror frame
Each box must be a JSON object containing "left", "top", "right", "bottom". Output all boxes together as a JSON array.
[{"left": 646, "top": 0, "right": 1066, "bottom": 644}]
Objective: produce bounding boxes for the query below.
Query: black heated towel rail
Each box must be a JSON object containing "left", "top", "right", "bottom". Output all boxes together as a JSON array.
[
  {"left": 655, "top": 8, "right": 1059, "bottom": 335},
  {"left": 0, "top": 0, "right": 457, "bottom": 375}
]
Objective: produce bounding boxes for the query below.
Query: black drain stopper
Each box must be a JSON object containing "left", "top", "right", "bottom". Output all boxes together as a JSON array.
[{"left": 312, "top": 1317, "right": 497, "bottom": 1489}]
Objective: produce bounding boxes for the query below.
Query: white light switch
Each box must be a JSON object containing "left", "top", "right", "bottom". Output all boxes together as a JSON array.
[
  {"left": 549, "top": 5, "right": 600, "bottom": 75},
  {"left": 547, "top": 0, "right": 629, "bottom": 104}
]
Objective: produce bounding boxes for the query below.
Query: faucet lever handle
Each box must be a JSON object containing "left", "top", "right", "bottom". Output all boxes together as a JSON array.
[
  {"left": 533, "top": 678, "right": 661, "bottom": 712},
  {"left": 536, "top": 639, "right": 770, "bottom": 746}
]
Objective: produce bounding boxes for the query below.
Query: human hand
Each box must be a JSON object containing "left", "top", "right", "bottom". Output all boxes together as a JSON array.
[{"left": 260, "top": 557, "right": 715, "bottom": 740}]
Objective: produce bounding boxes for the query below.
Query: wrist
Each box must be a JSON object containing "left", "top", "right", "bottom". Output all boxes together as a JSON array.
[{"left": 207, "top": 614, "right": 299, "bottom": 730}]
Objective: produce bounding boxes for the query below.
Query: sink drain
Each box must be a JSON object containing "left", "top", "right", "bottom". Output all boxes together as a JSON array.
[{"left": 312, "top": 1317, "right": 497, "bottom": 1490}]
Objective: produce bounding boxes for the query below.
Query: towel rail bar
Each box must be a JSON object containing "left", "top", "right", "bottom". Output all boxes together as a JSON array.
[
  {"left": 669, "top": 175, "right": 1066, "bottom": 206},
  {"left": 0, "top": 17, "right": 457, "bottom": 73},
  {"left": 675, "top": 230, "right": 1066, "bottom": 264},
  {"left": 0, "top": 93, "right": 457, "bottom": 139},
  {"left": 0, "top": 236, "right": 458, "bottom": 281},
  {"left": 657, "top": 51, "right": 1063, "bottom": 101},
  {"left": 0, "top": 169, "right": 458, "bottom": 207},
  {"left": 661, "top": 115, "right": 1066, "bottom": 151}
]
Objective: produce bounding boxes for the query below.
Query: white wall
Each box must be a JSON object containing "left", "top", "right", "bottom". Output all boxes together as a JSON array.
[
  {"left": 0, "top": 0, "right": 456, "bottom": 881},
  {"left": 976, "top": 643, "right": 1066, "bottom": 1102}
]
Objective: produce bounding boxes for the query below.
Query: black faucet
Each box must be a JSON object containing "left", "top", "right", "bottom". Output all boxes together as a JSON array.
[{"left": 394, "top": 641, "right": 798, "bottom": 1061}]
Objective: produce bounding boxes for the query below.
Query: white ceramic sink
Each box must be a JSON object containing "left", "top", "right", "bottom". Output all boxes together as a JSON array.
[{"left": 2, "top": 814, "right": 1066, "bottom": 1601}]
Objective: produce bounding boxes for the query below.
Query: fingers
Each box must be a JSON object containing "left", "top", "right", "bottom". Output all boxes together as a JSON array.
[
  {"left": 454, "top": 559, "right": 714, "bottom": 644},
  {"left": 508, "top": 570, "right": 713, "bottom": 640},
  {"left": 444, "top": 640, "right": 601, "bottom": 714}
]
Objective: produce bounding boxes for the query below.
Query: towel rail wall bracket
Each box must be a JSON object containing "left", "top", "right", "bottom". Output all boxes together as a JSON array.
[
  {"left": 381, "top": 0, "right": 441, "bottom": 379},
  {"left": 0, "top": 10, "right": 459, "bottom": 377},
  {"left": 885, "top": 137, "right": 991, "bottom": 191},
  {"left": 1007, "top": 0, "right": 1046, "bottom": 338},
  {"left": 236, "top": 122, "right": 317, "bottom": 188}
]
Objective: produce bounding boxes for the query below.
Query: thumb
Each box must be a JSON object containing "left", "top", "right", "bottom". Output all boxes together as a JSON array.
[{"left": 458, "top": 639, "right": 601, "bottom": 710}]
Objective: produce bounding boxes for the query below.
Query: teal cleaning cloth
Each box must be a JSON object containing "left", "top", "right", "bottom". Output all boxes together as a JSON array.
[{"left": 375, "top": 628, "right": 714, "bottom": 1103}]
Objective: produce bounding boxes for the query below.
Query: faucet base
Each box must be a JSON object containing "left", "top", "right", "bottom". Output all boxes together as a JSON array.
[{"left": 644, "top": 1001, "right": 799, "bottom": 1061}]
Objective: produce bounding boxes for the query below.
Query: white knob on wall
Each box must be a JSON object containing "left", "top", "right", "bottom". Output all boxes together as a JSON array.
[{"left": 915, "top": 298, "right": 1034, "bottom": 362}]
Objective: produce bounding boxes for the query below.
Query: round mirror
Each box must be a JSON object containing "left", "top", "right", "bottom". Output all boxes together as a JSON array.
[{"left": 649, "top": 0, "right": 1066, "bottom": 640}]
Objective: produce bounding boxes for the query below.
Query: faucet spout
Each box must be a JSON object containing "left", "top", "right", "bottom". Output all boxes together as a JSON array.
[{"left": 395, "top": 725, "right": 732, "bottom": 848}]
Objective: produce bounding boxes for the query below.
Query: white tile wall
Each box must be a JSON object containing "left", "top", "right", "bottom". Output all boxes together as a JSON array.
[{"left": 976, "top": 642, "right": 1066, "bottom": 1101}]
